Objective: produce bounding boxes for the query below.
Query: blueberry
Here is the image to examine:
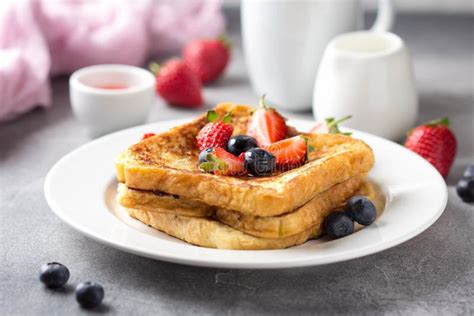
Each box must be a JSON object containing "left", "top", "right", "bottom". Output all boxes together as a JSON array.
[
  {"left": 39, "top": 262, "right": 70, "bottom": 288},
  {"left": 227, "top": 135, "right": 258, "bottom": 156},
  {"left": 244, "top": 148, "right": 275, "bottom": 176},
  {"left": 198, "top": 147, "right": 214, "bottom": 164},
  {"left": 456, "top": 176, "right": 474, "bottom": 203},
  {"left": 463, "top": 164, "right": 474, "bottom": 178},
  {"left": 75, "top": 282, "right": 104, "bottom": 309},
  {"left": 325, "top": 212, "right": 354, "bottom": 238},
  {"left": 346, "top": 196, "right": 377, "bottom": 225}
]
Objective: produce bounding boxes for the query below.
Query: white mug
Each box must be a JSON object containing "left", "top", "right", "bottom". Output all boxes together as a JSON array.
[
  {"left": 313, "top": 32, "right": 418, "bottom": 140},
  {"left": 242, "top": 0, "right": 394, "bottom": 111}
]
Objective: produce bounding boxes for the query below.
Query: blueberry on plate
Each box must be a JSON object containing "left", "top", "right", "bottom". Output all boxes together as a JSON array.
[
  {"left": 75, "top": 282, "right": 105, "bottom": 309},
  {"left": 244, "top": 148, "right": 275, "bottom": 176},
  {"left": 227, "top": 135, "right": 258, "bottom": 156},
  {"left": 325, "top": 212, "right": 354, "bottom": 238},
  {"left": 39, "top": 262, "right": 70, "bottom": 288},
  {"left": 463, "top": 164, "right": 474, "bottom": 178},
  {"left": 198, "top": 147, "right": 214, "bottom": 164},
  {"left": 456, "top": 176, "right": 474, "bottom": 203},
  {"left": 346, "top": 196, "right": 377, "bottom": 225}
]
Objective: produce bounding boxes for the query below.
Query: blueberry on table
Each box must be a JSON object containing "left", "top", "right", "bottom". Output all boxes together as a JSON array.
[
  {"left": 463, "top": 164, "right": 474, "bottom": 178},
  {"left": 325, "top": 212, "right": 354, "bottom": 238},
  {"left": 39, "top": 262, "right": 70, "bottom": 288},
  {"left": 346, "top": 196, "right": 377, "bottom": 225},
  {"left": 244, "top": 148, "right": 276, "bottom": 176},
  {"left": 75, "top": 282, "right": 104, "bottom": 309},
  {"left": 456, "top": 176, "right": 474, "bottom": 203},
  {"left": 227, "top": 135, "right": 258, "bottom": 156},
  {"left": 198, "top": 147, "right": 214, "bottom": 164}
]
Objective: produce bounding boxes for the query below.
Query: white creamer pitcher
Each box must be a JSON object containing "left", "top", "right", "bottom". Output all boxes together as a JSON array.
[
  {"left": 242, "top": 0, "right": 395, "bottom": 111},
  {"left": 313, "top": 31, "right": 418, "bottom": 141}
]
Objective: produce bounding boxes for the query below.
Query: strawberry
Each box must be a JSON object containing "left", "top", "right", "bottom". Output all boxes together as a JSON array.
[
  {"left": 199, "top": 147, "right": 245, "bottom": 176},
  {"left": 310, "top": 116, "right": 352, "bottom": 135},
  {"left": 247, "top": 95, "right": 287, "bottom": 147},
  {"left": 141, "top": 133, "right": 155, "bottom": 140},
  {"left": 150, "top": 59, "right": 203, "bottom": 108},
  {"left": 196, "top": 110, "right": 233, "bottom": 151},
  {"left": 183, "top": 36, "right": 230, "bottom": 84},
  {"left": 266, "top": 136, "right": 307, "bottom": 168},
  {"left": 405, "top": 118, "right": 457, "bottom": 178}
]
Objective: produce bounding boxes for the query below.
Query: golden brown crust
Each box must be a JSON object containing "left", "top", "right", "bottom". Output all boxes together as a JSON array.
[
  {"left": 118, "top": 177, "right": 364, "bottom": 238},
  {"left": 116, "top": 103, "right": 375, "bottom": 217},
  {"left": 126, "top": 208, "right": 314, "bottom": 250},
  {"left": 214, "top": 177, "right": 362, "bottom": 238},
  {"left": 117, "top": 183, "right": 212, "bottom": 217}
]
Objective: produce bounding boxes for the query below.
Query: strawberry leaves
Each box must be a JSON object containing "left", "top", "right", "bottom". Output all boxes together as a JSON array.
[
  {"left": 199, "top": 153, "right": 228, "bottom": 173},
  {"left": 301, "top": 136, "right": 316, "bottom": 162},
  {"left": 426, "top": 117, "right": 449, "bottom": 127},
  {"left": 206, "top": 110, "right": 232, "bottom": 123},
  {"left": 325, "top": 115, "right": 352, "bottom": 135},
  {"left": 198, "top": 148, "right": 244, "bottom": 176}
]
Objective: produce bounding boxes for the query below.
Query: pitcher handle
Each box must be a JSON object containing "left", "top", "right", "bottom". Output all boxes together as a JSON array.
[{"left": 371, "top": 0, "right": 395, "bottom": 32}]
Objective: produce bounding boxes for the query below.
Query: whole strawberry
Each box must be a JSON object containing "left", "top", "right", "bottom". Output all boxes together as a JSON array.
[
  {"left": 151, "top": 60, "right": 203, "bottom": 108},
  {"left": 405, "top": 118, "right": 457, "bottom": 178},
  {"left": 183, "top": 36, "right": 230, "bottom": 84},
  {"left": 196, "top": 111, "right": 233, "bottom": 151}
]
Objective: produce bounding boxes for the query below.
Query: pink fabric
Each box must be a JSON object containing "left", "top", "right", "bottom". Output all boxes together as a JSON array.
[
  {"left": 150, "top": 0, "right": 225, "bottom": 55},
  {"left": 0, "top": 0, "right": 225, "bottom": 122},
  {"left": 0, "top": 1, "right": 51, "bottom": 121}
]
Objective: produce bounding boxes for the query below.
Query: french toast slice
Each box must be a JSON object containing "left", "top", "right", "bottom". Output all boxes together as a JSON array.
[
  {"left": 118, "top": 177, "right": 363, "bottom": 238},
  {"left": 123, "top": 181, "right": 382, "bottom": 249},
  {"left": 117, "top": 183, "right": 212, "bottom": 217},
  {"left": 116, "top": 103, "right": 375, "bottom": 217},
  {"left": 214, "top": 177, "right": 362, "bottom": 238},
  {"left": 125, "top": 208, "right": 315, "bottom": 250}
]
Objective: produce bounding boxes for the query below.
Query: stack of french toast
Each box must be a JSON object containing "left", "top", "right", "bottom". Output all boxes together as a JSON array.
[{"left": 115, "top": 103, "right": 376, "bottom": 250}]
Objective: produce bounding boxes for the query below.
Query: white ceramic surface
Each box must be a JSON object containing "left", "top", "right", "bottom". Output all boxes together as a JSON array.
[
  {"left": 44, "top": 118, "right": 447, "bottom": 269},
  {"left": 242, "top": 0, "right": 394, "bottom": 111},
  {"left": 69, "top": 64, "right": 155, "bottom": 137},
  {"left": 313, "top": 32, "right": 418, "bottom": 141}
]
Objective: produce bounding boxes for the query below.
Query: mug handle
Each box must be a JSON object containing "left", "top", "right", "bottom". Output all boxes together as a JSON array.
[{"left": 370, "top": 0, "right": 395, "bottom": 32}]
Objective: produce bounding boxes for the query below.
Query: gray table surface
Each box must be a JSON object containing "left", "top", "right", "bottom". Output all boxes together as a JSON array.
[{"left": 1, "top": 12, "right": 473, "bottom": 315}]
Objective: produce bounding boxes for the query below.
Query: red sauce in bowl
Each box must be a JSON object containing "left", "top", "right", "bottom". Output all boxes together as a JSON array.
[{"left": 95, "top": 84, "right": 128, "bottom": 90}]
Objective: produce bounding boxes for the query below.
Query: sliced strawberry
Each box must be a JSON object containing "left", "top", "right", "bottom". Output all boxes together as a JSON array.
[
  {"left": 309, "top": 122, "right": 329, "bottom": 134},
  {"left": 199, "top": 147, "right": 245, "bottom": 176},
  {"left": 247, "top": 95, "right": 287, "bottom": 147},
  {"left": 214, "top": 147, "right": 245, "bottom": 175},
  {"left": 141, "top": 133, "right": 156, "bottom": 140},
  {"left": 266, "top": 136, "right": 307, "bottom": 168}
]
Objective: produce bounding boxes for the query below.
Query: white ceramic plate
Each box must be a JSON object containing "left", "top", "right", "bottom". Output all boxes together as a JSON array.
[{"left": 44, "top": 119, "right": 447, "bottom": 269}]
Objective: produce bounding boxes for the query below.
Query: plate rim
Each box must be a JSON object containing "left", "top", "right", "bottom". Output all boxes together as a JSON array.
[{"left": 44, "top": 118, "right": 448, "bottom": 269}]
